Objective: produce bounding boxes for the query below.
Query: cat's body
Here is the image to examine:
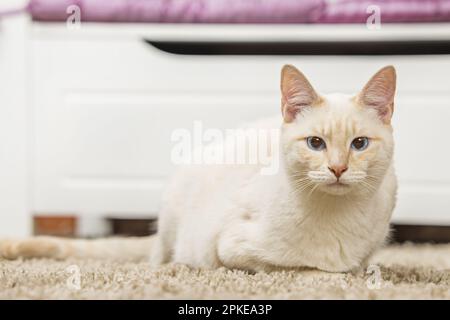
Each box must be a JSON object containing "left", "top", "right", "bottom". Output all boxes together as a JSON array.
[
  {"left": 0, "top": 65, "right": 397, "bottom": 273},
  {"left": 154, "top": 95, "right": 397, "bottom": 273}
]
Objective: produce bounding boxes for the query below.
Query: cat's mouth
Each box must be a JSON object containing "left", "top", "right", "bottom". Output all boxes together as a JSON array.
[
  {"left": 321, "top": 181, "right": 352, "bottom": 195},
  {"left": 328, "top": 181, "right": 348, "bottom": 187}
]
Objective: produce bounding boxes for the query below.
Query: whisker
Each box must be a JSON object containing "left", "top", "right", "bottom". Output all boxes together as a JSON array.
[
  {"left": 306, "top": 182, "right": 321, "bottom": 198},
  {"left": 359, "top": 180, "right": 377, "bottom": 193}
]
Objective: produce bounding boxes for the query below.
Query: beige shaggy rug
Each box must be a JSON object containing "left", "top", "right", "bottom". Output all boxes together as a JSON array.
[{"left": 0, "top": 243, "right": 449, "bottom": 299}]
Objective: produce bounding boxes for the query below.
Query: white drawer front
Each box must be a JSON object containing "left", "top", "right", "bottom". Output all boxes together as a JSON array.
[{"left": 32, "top": 36, "right": 450, "bottom": 227}]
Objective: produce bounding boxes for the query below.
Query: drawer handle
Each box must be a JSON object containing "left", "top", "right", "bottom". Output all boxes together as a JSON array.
[{"left": 144, "top": 40, "right": 450, "bottom": 56}]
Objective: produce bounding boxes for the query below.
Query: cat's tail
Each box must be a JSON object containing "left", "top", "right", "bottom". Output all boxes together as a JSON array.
[{"left": 0, "top": 235, "right": 155, "bottom": 261}]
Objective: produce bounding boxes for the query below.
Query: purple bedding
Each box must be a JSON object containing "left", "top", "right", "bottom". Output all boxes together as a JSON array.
[{"left": 25, "top": 0, "right": 450, "bottom": 23}]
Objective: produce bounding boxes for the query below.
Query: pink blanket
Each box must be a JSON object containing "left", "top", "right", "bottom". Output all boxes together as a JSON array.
[{"left": 24, "top": 0, "right": 450, "bottom": 23}]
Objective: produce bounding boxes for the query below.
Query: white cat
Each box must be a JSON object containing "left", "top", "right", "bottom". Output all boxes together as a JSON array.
[{"left": 0, "top": 65, "right": 397, "bottom": 273}]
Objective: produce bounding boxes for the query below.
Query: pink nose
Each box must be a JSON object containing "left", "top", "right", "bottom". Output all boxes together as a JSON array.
[{"left": 328, "top": 165, "right": 348, "bottom": 178}]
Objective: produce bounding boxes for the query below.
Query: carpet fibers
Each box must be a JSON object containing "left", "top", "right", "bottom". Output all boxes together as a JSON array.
[{"left": 0, "top": 243, "right": 449, "bottom": 299}]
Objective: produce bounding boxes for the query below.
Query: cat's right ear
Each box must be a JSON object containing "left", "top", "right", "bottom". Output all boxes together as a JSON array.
[
  {"left": 281, "top": 65, "right": 320, "bottom": 123},
  {"left": 357, "top": 65, "right": 396, "bottom": 124}
]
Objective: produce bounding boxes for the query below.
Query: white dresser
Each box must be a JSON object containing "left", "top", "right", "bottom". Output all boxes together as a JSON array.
[{"left": 2, "top": 19, "right": 450, "bottom": 236}]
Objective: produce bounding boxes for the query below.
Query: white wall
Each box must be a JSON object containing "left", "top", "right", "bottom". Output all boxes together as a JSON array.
[{"left": 0, "top": 1, "right": 30, "bottom": 236}]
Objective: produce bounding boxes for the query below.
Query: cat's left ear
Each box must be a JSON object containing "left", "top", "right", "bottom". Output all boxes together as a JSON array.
[{"left": 358, "top": 65, "right": 396, "bottom": 124}]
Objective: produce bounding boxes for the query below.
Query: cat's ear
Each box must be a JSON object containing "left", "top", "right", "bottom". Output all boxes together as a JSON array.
[
  {"left": 281, "top": 65, "right": 320, "bottom": 123},
  {"left": 358, "top": 65, "right": 396, "bottom": 124}
]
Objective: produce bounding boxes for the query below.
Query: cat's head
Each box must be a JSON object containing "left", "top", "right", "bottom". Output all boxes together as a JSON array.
[{"left": 280, "top": 65, "right": 396, "bottom": 196}]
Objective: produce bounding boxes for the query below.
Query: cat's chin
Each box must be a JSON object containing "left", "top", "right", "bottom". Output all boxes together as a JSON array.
[{"left": 319, "top": 182, "right": 353, "bottom": 196}]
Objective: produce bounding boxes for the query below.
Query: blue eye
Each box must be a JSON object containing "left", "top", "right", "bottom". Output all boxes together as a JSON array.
[
  {"left": 351, "top": 137, "right": 369, "bottom": 151},
  {"left": 306, "top": 136, "right": 326, "bottom": 151}
]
